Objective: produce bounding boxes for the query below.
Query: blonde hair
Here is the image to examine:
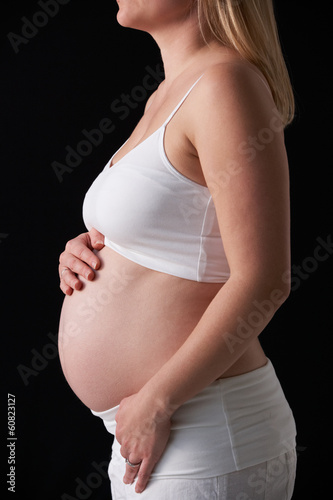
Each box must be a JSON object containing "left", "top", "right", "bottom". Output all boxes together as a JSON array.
[{"left": 197, "top": 0, "right": 295, "bottom": 126}]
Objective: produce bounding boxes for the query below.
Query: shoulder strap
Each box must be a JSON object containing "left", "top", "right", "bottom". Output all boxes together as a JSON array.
[{"left": 163, "top": 74, "right": 204, "bottom": 126}]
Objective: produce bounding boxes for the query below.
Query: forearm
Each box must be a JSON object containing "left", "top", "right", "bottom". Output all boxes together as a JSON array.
[{"left": 141, "top": 276, "right": 289, "bottom": 416}]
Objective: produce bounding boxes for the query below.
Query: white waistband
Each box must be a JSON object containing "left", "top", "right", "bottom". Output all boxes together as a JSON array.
[
  {"left": 91, "top": 359, "right": 296, "bottom": 476},
  {"left": 91, "top": 405, "right": 119, "bottom": 435}
]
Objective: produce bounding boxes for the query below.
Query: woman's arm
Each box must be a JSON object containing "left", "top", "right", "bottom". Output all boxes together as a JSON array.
[
  {"left": 115, "top": 63, "right": 292, "bottom": 493},
  {"left": 59, "top": 227, "right": 105, "bottom": 295},
  {"left": 144, "top": 62, "right": 291, "bottom": 406}
]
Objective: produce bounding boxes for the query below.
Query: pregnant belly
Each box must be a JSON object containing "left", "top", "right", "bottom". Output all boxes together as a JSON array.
[{"left": 58, "top": 247, "right": 223, "bottom": 411}]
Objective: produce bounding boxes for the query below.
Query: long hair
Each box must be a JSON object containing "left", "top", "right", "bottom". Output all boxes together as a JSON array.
[{"left": 197, "top": 0, "right": 295, "bottom": 126}]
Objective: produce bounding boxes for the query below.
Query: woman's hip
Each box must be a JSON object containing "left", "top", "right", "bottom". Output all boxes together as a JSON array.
[
  {"left": 108, "top": 449, "right": 297, "bottom": 500},
  {"left": 92, "top": 358, "right": 297, "bottom": 479}
]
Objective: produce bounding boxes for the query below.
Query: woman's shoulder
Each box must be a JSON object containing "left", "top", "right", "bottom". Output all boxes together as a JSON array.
[
  {"left": 185, "top": 57, "right": 277, "bottom": 134},
  {"left": 198, "top": 58, "right": 272, "bottom": 103},
  {"left": 184, "top": 57, "right": 284, "bottom": 162}
]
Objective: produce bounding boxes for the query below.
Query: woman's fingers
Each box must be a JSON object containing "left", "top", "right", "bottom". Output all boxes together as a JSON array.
[
  {"left": 121, "top": 456, "right": 154, "bottom": 493},
  {"left": 59, "top": 277, "right": 75, "bottom": 296},
  {"left": 59, "top": 262, "right": 83, "bottom": 295},
  {"left": 122, "top": 459, "right": 156, "bottom": 494},
  {"left": 58, "top": 231, "right": 104, "bottom": 294},
  {"left": 115, "top": 392, "right": 172, "bottom": 494},
  {"left": 89, "top": 227, "right": 105, "bottom": 250},
  {"left": 134, "top": 459, "right": 155, "bottom": 494},
  {"left": 123, "top": 458, "right": 142, "bottom": 485},
  {"left": 65, "top": 234, "right": 100, "bottom": 269}
]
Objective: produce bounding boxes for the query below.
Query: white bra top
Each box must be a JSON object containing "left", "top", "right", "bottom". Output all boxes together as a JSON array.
[{"left": 82, "top": 75, "right": 230, "bottom": 282}]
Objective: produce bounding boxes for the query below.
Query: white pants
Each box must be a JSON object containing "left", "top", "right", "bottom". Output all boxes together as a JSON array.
[
  {"left": 92, "top": 360, "right": 297, "bottom": 499},
  {"left": 109, "top": 449, "right": 297, "bottom": 499}
]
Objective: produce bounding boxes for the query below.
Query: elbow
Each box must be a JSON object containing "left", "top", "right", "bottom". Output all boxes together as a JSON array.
[
  {"left": 254, "top": 273, "right": 291, "bottom": 317},
  {"left": 245, "top": 280, "right": 291, "bottom": 330},
  {"left": 266, "top": 283, "right": 290, "bottom": 312},
  {"left": 269, "top": 268, "right": 292, "bottom": 306},
  {"left": 262, "top": 267, "right": 292, "bottom": 304},
  {"left": 230, "top": 269, "right": 292, "bottom": 315}
]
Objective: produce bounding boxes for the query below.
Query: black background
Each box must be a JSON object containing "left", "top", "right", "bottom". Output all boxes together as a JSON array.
[{"left": 1, "top": 1, "right": 332, "bottom": 499}]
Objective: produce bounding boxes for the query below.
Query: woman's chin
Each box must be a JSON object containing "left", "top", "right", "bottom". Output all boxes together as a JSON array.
[{"left": 116, "top": 10, "right": 147, "bottom": 31}]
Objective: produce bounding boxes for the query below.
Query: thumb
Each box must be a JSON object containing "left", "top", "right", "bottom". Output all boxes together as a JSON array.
[{"left": 89, "top": 228, "right": 105, "bottom": 249}]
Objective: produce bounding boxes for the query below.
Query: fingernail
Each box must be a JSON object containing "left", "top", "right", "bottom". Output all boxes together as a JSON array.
[{"left": 92, "top": 261, "right": 98, "bottom": 270}]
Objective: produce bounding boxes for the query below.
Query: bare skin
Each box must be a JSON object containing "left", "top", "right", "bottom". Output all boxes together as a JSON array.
[{"left": 58, "top": 0, "right": 291, "bottom": 494}]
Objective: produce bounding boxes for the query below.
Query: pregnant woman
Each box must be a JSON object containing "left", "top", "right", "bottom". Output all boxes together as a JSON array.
[{"left": 58, "top": 1, "right": 297, "bottom": 498}]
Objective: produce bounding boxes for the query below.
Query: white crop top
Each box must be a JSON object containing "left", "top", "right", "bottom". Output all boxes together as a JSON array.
[{"left": 83, "top": 76, "right": 230, "bottom": 283}]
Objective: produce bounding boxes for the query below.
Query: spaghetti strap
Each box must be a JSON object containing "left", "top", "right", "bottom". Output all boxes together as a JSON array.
[{"left": 163, "top": 74, "right": 204, "bottom": 126}]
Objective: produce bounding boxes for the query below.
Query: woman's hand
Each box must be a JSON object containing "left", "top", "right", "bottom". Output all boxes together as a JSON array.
[
  {"left": 115, "top": 392, "right": 172, "bottom": 494},
  {"left": 59, "top": 228, "right": 105, "bottom": 295}
]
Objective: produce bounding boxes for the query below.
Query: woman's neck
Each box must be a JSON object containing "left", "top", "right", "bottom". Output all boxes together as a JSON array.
[{"left": 149, "top": 12, "right": 215, "bottom": 85}]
